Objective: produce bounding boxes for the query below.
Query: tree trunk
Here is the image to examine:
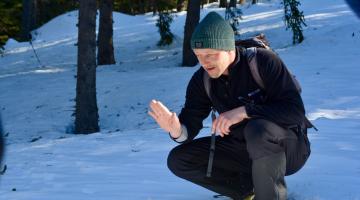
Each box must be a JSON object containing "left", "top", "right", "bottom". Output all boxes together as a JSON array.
[
  {"left": 239, "top": 0, "right": 246, "bottom": 5},
  {"left": 127, "top": 0, "right": 134, "bottom": 15},
  {"left": 229, "top": 0, "right": 237, "bottom": 7},
  {"left": 144, "top": 0, "right": 150, "bottom": 13},
  {"left": 219, "top": 0, "right": 227, "bottom": 8},
  {"left": 138, "top": 0, "right": 145, "bottom": 14},
  {"left": 98, "top": 0, "right": 115, "bottom": 65},
  {"left": 177, "top": 0, "right": 186, "bottom": 12},
  {"left": 152, "top": 0, "right": 158, "bottom": 15},
  {"left": 252, "top": 0, "right": 257, "bottom": 4},
  {"left": 21, "top": 0, "right": 37, "bottom": 40},
  {"left": 182, "top": 0, "right": 200, "bottom": 67},
  {"left": 75, "top": 0, "right": 99, "bottom": 134}
]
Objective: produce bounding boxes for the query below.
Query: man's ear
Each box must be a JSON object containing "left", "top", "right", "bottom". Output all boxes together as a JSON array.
[
  {"left": 226, "top": 50, "right": 235, "bottom": 56},
  {"left": 227, "top": 50, "right": 236, "bottom": 62}
]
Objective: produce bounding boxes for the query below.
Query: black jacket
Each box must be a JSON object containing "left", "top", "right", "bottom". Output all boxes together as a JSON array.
[{"left": 178, "top": 47, "right": 306, "bottom": 142}]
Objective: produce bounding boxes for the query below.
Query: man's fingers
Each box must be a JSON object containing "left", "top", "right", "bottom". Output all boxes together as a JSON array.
[
  {"left": 150, "top": 100, "right": 163, "bottom": 114},
  {"left": 214, "top": 118, "right": 224, "bottom": 136},
  {"left": 148, "top": 111, "right": 158, "bottom": 120},
  {"left": 171, "top": 112, "right": 178, "bottom": 121},
  {"left": 149, "top": 99, "right": 158, "bottom": 107},
  {"left": 224, "top": 121, "right": 231, "bottom": 134},
  {"left": 215, "top": 116, "right": 231, "bottom": 136},
  {"left": 220, "top": 120, "right": 226, "bottom": 134},
  {"left": 150, "top": 100, "right": 171, "bottom": 117},
  {"left": 211, "top": 118, "right": 217, "bottom": 134},
  {"left": 216, "top": 116, "right": 225, "bottom": 135},
  {"left": 215, "top": 118, "right": 220, "bottom": 133},
  {"left": 157, "top": 101, "right": 171, "bottom": 115},
  {"left": 149, "top": 100, "right": 158, "bottom": 112}
]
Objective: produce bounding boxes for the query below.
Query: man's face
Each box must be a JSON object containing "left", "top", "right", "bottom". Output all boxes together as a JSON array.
[{"left": 193, "top": 48, "right": 234, "bottom": 78}]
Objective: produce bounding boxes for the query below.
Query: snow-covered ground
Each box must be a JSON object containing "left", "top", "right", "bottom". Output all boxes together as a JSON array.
[{"left": 0, "top": 0, "right": 360, "bottom": 199}]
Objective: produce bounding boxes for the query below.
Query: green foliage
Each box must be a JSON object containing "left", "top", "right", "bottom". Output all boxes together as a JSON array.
[
  {"left": 156, "top": 0, "right": 177, "bottom": 12},
  {"left": 156, "top": 12, "right": 174, "bottom": 46},
  {"left": 0, "top": 0, "right": 22, "bottom": 46},
  {"left": 283, "top": 0, "right": 307, "bottom": 44},
  {"left": 0, "top": 0, "right": 78, "bottom": 48},
  {"left": 0, "top": 0, "right": 210, "bottom": 48},
  {"left": 36, "top": 0, "right": 79, "bottom": 28},
  {"left": 113, "top": 0, "right": 177, "bottom": 15}
]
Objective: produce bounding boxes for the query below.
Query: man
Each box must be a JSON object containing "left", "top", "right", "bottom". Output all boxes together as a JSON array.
[{"left": 149, "top": 11, "right": 310, "bottom": 200}]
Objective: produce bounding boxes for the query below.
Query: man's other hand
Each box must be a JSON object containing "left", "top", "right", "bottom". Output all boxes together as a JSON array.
[{"left": 212, "top": 106, "right": 249, "bottom": 137}]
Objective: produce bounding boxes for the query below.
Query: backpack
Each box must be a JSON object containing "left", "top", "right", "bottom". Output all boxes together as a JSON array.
[{"left": 202, "top": 33, "right": 317, "bottom": 130}]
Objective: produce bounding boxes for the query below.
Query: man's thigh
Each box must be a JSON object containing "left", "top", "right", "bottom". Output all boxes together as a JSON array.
[{"left": 168, "top": 135, "right": 252, "bottom": 175}]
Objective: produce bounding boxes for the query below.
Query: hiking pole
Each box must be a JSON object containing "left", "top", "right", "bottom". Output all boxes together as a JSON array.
[
  {"left": 206, "top": 108, "right": 217, "bottom": 178},
  {"left": 28, "top": 33, "right": 45, "bottom": 68}
]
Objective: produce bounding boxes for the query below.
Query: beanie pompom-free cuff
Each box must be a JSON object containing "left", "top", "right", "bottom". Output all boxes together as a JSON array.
[{"left": 191, "top": 38, "right": 235, "bottom": 51}]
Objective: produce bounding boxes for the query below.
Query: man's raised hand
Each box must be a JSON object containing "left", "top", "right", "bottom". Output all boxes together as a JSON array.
[{"left": 148, "top": 100, "right": 182, "bottom": 139}]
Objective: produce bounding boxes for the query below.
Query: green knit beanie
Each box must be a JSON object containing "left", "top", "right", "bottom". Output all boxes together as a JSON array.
[{"left": 191, "top": 11, "right": 235, "bottom": 51}]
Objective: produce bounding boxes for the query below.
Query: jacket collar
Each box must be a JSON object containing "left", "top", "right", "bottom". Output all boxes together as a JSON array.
[{"left": 225, "top": 47, "right": 241, "bottom": 77}]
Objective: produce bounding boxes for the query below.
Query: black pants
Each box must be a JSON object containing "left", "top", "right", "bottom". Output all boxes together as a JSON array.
[{"left": 167, "top": 119, "right": 311, "bottom": 199}]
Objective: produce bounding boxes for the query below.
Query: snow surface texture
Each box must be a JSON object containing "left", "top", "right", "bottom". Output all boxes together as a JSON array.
[{"left": 0, "top": 0, "right": 360, "bottom": 199}]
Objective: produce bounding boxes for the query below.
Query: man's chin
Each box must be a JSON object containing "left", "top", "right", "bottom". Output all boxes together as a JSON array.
[{"left": 208, "top": 73, "right": 221, "bottom": 79}]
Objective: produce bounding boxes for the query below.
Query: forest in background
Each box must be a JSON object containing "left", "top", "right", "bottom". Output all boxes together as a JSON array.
[{"left": 0, "top": 0, "right": 227, "bottom": 47}]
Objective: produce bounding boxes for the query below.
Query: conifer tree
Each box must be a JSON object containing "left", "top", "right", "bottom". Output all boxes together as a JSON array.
[
  {"left": 225, "top": 3, "right": 242, "bottom": 37},
  {"left": 283, "top": 0, "right": 307, "bottom": 44},
  {"left": 219, "top": 0, "right": 227, "bottom": 8},
  {"left": 156, "top": 11, "right": 174, "bottom": 46}
]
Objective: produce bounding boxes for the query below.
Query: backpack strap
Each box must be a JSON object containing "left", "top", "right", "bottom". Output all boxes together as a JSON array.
[
  {"left": 203, "top": 71, "right": 220, "bottom": 113},
  {"left": 245, "top": 47, "right": 303, "bottom": 93},
  {"left": 245, "top": 47, "right": 316, "bottom": 131},
  {"left": 203, "top": 70, "right": 211, "bottom": 99},
  {"left": 245, "top": 47, "right": 265, "bottom": 90}
]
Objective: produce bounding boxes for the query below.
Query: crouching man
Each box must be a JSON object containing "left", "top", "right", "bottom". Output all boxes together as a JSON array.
[{"left": 149, "top": 11, "right": 311, "bottom": 200}]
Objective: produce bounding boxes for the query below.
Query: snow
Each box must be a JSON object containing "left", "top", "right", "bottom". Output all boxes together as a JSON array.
[{"left": 1, "top": 0, "right": 360, "bottom": 199}]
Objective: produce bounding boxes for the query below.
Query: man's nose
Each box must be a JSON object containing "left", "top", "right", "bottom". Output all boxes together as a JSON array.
[
  {"left": 200, "top": 60, "right": 210, "bottom": 67},
  {"left": 200, "top": 57, "right": 210, "bottom": 65}
]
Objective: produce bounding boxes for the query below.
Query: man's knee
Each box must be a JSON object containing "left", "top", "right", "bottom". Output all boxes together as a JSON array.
[
  {"left": 167, "top": 145, "right": 185, "bottom": 176},
  {"left": 244, "top": 119, "right": 270, "bottom": 146},
  {"left": 244, "top": 119, "right": 283, "bottom": 159}
]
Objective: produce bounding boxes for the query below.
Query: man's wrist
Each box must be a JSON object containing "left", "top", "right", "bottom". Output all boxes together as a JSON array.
[
  {"left": 237, "top": 106, "right": 249, "bottom": 120},
  {"left": 242, "top": 106, "right": 250, "bottom": 119},
  {"left": 169, "top": 125, "right": 188, "bottom": 143},
  {"left": 170, "top": 125, "right": 182, "bottom": 139}
]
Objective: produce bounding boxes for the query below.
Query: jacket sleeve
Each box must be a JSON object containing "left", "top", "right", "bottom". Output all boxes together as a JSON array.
[
  {"left": 245, "top": 48, "right": 305, "bottom": 127},
  {"left": 178, "top": 69, "right": 212, "bottom": 143}
]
